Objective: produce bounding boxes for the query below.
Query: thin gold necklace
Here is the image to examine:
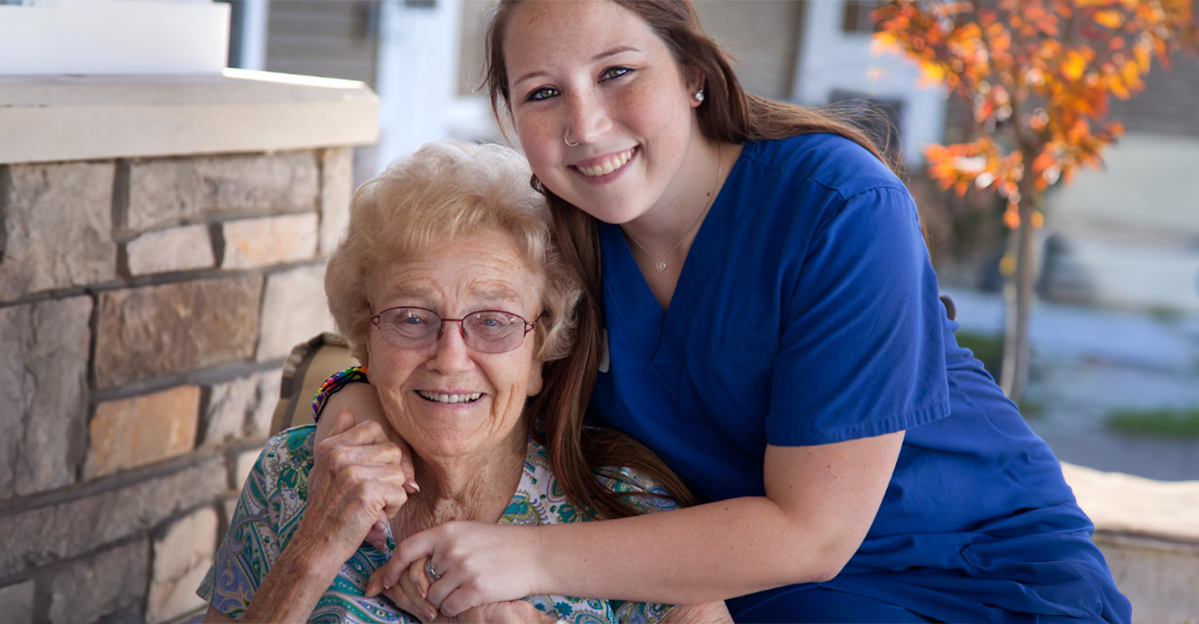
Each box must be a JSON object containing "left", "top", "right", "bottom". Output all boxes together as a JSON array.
[{"left": 624, "top": 145, "right": 723, "bottom": 273}]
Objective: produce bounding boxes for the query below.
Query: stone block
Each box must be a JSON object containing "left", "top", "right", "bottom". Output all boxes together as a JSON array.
[
  {"left": 0, "top": 162, "right": 117, "bottom": 300},
  {"left": 0, "top": 455, "right": 226, "bottom": 579},
  {"left": 248, "top": 369, "right": 283, "bottom": 440},
  {"left": 200, "top": 377, "right": 256, "bottom": 449},
  {"left": 0, "top": 296, "right": 91, "bottom": 500},
  {"left": 1098, "top": 534, "right": 1199, "bottom": 624},
  {"left": 87, "top": 386, "right": 201, "bottom": 478},
  {"left": 125, "top": 224, "right": 215, "bottom": 276},
  {"left": 319, "top": 147, "right": 354, "bottom": 256},
  {"left": 146, "top": 507, "right": 218, "bottom": 624},
  {"left": 220, "top": 213, "right": 319, "bottom": 269},
  {"left": 200, "top": 370, "right": 279, "bottom": 449},
  {"left": 48, "top": 540, "right": 148, "bottom": 624},
  {"left": 256, "top": 263, "right": 333, "bottom": 361},
  {"left": 0, "top": 580, "right": 34, "bottom": 624},
  {"left": 124, "top": 159, "right": 201, "bottom": 232},
  {"left": 196, "top": 151, "right": 320, "bottom": 214},
  {"left": 93, "top": 275, "right": 263, "bottom": 388},
  {"left": 124, "top": 151, "right": 320, "bottom": 232}
]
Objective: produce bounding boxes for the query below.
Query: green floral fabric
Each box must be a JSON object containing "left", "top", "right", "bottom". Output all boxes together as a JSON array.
[{"left": 197, "top": 425, "right": 678, "bottom": 623}]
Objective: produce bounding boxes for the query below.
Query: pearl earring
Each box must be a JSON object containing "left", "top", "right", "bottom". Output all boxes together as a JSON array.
[{"left": 694, "top": 89, "right": 705, "bottom": 103}]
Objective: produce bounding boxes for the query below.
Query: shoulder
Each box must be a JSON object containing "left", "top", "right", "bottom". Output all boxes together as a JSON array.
[
  {"left": 257, "top": 425, "right": 317, "bottom": 474},
  {"left": 245, "top": 426, "right": 316, "bottom": 510},
  {"left": 740, "top": 134, "right": 907, "bottom": 202},
  {"left": 726, "top": 135, "right": 920, "bottom": 266}
]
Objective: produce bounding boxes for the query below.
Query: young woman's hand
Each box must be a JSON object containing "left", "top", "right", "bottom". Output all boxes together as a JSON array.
[{"left": 365, "top": 522, "right": 543, "bottom": 617}]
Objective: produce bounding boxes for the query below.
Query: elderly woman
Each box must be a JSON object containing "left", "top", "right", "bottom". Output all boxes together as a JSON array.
[{"left": 197, "top": 140, "right": 729, "bottom": 623}]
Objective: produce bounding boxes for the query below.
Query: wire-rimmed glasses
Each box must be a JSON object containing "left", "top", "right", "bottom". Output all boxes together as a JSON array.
[{"left": 370, "top": 306, "right": 536, "bottom": 354}]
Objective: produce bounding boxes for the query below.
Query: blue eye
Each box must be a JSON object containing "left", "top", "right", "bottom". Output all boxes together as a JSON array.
[
  {"left": 526, "top": 87, "right": 558, "bottom": 102},
  {"left": 600, "top": 66, "right": 632, "bottom": 81}
]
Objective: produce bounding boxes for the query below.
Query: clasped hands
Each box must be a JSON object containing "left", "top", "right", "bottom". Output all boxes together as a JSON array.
[{"left": 302, "top": 409, "right": 549, "bottom": 623}]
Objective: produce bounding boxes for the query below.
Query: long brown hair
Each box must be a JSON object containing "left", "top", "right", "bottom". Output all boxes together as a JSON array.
[{"left": 487, "top": 0, "right": 896, "bottom": 518}]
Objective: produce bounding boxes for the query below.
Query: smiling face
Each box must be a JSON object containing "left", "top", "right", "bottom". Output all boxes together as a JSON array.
[
  {"left": 502, "top": 0, "right": 707, "bottom": 226},
  {"left": 366, "top": 229, "right": 545, "bottom": 462}
]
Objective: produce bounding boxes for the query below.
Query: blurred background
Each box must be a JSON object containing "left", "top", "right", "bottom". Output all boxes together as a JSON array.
[
  {"left": 0, "top": 1, "right": 1196, "bottom": 623},
  {"left": 208, "top": 0, "right": 1199, "bottom": 480}
]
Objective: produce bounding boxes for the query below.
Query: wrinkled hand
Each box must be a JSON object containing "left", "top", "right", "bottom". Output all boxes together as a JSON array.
[
  {"left": 450, "top": 601, "right": 556, "bottom": 623},
  {"left": 315, "top": 387, "right": 420, "bottom": 553},
  {"left": 366, "top": 522, "right": 543, "bottom": 617},
  {"left": 290, "top": 409, "right": 412, "bottom": 567},
  {"left": 380, "top": 557, "right": 437, "bottom": 622},
  {"left": 383, "top": 564, "right": 552, "bottom": 624}
]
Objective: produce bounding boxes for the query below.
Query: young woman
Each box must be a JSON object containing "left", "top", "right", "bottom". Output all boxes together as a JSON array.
[{"left": 327, "top": 1, "right": 1131, "bottom": 622}]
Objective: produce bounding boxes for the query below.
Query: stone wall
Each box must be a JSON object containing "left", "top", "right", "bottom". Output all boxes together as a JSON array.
[{"left": 0, "top": 146, "right": 352, "bottom": 624}]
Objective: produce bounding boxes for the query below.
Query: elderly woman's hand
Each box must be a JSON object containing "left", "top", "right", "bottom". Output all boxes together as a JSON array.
[
  {"left": 291, "top": 408, "right": 412, "bottom": 568},
  {"left": 383, "top": 563, "right": 553, "bottom": 624}
]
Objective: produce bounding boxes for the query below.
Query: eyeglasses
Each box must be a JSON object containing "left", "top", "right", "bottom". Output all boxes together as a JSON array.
[{"left": 370, "top": 306, "right": 536, "bottom": 354}]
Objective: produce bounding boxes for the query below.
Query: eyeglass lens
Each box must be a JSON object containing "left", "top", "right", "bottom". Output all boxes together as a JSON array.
[{"left": 374, "top": 307, "right": 530, "bottom": 353}]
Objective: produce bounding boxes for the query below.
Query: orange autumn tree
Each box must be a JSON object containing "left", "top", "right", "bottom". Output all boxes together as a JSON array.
[{"left": 874, "top": 0, "right": 1197, "bottom": 401}]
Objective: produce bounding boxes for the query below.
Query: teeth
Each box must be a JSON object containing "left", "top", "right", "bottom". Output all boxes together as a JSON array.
[
  {"left": 577, "top": 148, "right": 634, "bottom": 177},
  {"left": 417, "top": 390, "right": 482, "bottom": 404}
]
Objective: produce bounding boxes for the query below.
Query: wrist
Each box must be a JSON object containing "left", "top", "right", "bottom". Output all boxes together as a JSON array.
[
  {"left": 527, "top": 525, "right": 552, "bottom": 596},
  {"left": 283, "top": 523, "right": 356, "bottom": 579}
]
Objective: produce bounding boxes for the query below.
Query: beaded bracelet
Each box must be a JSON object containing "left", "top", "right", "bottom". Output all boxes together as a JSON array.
[{"left": 311, "top": 365, "right": 369, "bottom": 423}]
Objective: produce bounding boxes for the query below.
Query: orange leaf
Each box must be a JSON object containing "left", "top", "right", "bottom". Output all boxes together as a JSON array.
[
  {"left": 1093, "top": 9, "right": 1126, "bottom": 29},
  {"left": 1061, "top": 50, "right": 1087, "bottom": 80}
]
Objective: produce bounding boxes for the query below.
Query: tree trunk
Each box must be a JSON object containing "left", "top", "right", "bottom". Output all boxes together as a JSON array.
[{"left": 1000, "top": 193, "right": 1038, "bottom": 402}]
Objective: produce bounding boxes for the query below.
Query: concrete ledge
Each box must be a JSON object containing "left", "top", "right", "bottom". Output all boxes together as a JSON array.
[
  {"left": 0, "top": 69, "right": 378, "bottom": 164},
  {"left": 1062, "top": 462, "right": 1199, "bottom": 623},
  {"left": 1062, "top": 461, "right": 1199, "bottom": 543}
]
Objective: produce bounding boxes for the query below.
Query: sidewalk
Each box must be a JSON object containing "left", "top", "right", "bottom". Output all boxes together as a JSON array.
[{"left": 942, "top": 287, "right": 1199, "bottom": 481}]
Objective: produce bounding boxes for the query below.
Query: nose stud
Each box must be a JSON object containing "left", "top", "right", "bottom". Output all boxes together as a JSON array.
[{"left": 564, "top": 129, "right": 579, "bottom": 147}]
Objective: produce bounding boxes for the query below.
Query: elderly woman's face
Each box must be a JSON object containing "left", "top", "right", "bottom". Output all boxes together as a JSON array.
[{"left": 366, "top": 229, "right": 544, "bottom": 461}]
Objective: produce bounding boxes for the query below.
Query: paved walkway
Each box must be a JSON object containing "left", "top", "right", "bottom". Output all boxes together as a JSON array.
[{"left": 942, "top": 288, "right": 1199, "bottom": 481}]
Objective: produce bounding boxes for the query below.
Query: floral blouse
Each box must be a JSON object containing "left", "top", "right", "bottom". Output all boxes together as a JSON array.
[{"left": 197, "top": 425, "right": 678, "bottom": 623}]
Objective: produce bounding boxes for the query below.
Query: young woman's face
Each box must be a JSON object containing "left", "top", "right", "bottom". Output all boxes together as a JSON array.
[{"left": 502, "top": 0, "right": 704, "bottom": 225}]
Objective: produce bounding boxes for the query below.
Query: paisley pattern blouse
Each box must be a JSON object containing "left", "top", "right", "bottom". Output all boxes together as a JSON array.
[{"left": 197, "top": 425, "right": 678, "bottom": 623}]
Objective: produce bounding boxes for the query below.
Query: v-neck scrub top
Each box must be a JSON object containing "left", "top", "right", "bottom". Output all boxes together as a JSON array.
[{"left": 591, "top": 135, "right": 1130, "bottom": 623}]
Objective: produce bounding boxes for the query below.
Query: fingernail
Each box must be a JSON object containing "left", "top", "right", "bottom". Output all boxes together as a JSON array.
[
  {"left": 425, "top": 608, "right": 437, "bottom": 621},
  {"left": 407, "top": 479, "right": 420, "bottom": 492}
]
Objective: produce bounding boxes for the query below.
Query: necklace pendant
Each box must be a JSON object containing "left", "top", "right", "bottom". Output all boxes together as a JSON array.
[{"left": 655, "top": 260, "right": 668, "bottom": 272}]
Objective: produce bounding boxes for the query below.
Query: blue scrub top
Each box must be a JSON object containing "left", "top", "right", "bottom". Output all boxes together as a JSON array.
[{"left": 590, "top": 135, "right": 1130, "bottom": 623}]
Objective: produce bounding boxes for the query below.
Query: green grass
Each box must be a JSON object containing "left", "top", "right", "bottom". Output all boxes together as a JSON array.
[
  {"left": 954, "top": 331, "right": 1044, "bottom": 420},
  {"left": 1016, "top": 398, "right": 1046, "bottom": 420},
  {"left": 1105, "top": 406, "right": 1199, "bottom": 437},
  {"left": 954, "top": 330, "right": 1003, "bottom": 380}
]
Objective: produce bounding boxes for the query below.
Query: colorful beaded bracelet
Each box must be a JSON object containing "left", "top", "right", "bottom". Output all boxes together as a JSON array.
[{"left": 311, "top": 365, "right": 369, "bottom": 423}]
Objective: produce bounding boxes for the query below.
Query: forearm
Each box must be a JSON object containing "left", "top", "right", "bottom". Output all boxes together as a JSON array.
[
  {"left": 240, "top": 537, "right": 345, "bottom": 623},
  {"left": 535, "top": 496, "right": 841, "bottom": 605},
  {"left": 533, "top": 434, "right": 902, "bottom": 604}
]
